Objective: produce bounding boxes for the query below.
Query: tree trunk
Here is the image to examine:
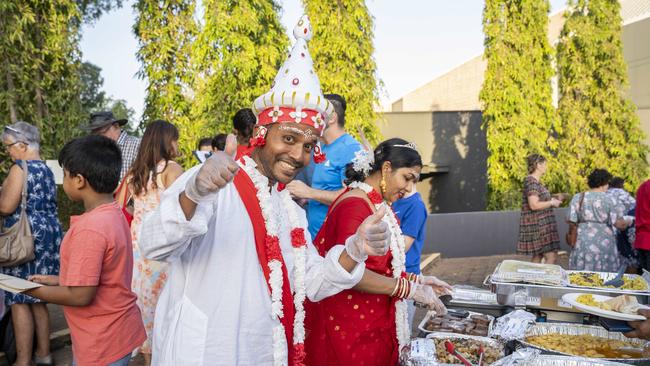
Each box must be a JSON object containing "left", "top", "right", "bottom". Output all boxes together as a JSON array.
[
  {"left": 4, "top": 60, "right": 18, "bottom": 123},
  {"left": 33, "top": 12, "right": 50, "bottom": 124}
]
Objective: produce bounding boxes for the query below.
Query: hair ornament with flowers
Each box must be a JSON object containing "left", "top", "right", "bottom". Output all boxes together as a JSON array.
[{"left": 351, "top": 149, "right": 374, "bottom": 177}]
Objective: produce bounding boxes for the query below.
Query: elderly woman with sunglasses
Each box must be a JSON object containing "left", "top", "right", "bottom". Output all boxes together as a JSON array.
[{"left": 0, "top": 122, "right": 62, "bottom": 366}]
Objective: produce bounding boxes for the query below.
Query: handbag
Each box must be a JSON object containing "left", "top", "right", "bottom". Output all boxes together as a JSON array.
[
  {"left": 0, "top": 161, "right": 35, "bottom": 267},
  {"left": 566, "top": 192, "right": 585, "bottom": 248},
  {"left": 115, "top": 176, "right": 133, "bottom": 227}
]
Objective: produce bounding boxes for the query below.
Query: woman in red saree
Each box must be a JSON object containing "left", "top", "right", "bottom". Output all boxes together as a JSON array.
[{"left": 305, "top": 138, "right": 452, "bottom": 366}]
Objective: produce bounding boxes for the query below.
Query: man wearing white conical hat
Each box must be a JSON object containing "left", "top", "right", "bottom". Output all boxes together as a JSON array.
[
  {"left": 140, "top": 15, "right": 447, "bottom": 365},
  {"left": 137, "top": 16, "right": 391, "bottom": 365}
]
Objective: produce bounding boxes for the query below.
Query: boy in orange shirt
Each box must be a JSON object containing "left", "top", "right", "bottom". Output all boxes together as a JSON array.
[{"left": 27, "top": 135, "right": 145, "bottom": 366}]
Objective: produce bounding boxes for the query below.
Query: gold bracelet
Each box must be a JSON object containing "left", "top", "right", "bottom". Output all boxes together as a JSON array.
[
  {"left": 390, "top": 278, "right": 400, "bottom": 297},
  {"left": 395, "top": 278, "right": 402, "bottom": 298},
  {"left": 399, "top": 278, "right": 409, "bottom": 299}
]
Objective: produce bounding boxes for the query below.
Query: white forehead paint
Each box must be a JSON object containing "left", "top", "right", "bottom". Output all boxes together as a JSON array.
[{"left": 278, "top": 124, "right": 316, "bottom": 139}]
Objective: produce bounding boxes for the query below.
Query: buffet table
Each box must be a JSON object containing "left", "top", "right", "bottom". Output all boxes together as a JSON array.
[{"left": 400, "top": 260, "right": 650, "bottom": 365}]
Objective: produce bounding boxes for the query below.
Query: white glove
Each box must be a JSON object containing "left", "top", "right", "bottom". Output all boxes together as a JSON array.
[
  {"left": 419, "top": 275, "right": 453, "bottom": 296},
  {"left": 185, "top": 134, "right": 239, "bottom": 203},
  {"left": 408, "top": 283, "right": 447, "bottom": 315},
  {"left": 344, "top": 205, "right": 389, "bottom": 263}
]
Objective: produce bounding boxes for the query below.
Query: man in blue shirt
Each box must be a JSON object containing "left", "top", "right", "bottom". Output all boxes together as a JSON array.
[
  {"left": 393, "top": 183, "right": 429, "bottom": 324},
  {"left": 286, "top": 94, "right": 361, "bottom": 238}
]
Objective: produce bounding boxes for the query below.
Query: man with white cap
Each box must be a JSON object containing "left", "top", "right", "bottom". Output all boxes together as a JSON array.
[
  {"left": 138, "top": 16, "right": 389, "bottom": 365},
  {"left": 139, "top": 15, "right": 441, "bottom": 365}
]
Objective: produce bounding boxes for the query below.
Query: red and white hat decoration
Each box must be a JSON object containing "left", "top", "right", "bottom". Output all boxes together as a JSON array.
[{"left": 251, "top": 15, "right": 333, "bottom": 163}]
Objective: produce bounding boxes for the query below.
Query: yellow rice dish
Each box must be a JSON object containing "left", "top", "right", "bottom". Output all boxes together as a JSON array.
[
  {"left": 576, "top": 294, "right": 611, "bottom": 311},
  {"left": 569, "top": 272, "right": 648, "bottom": 291},
  {"left": 526, "top": 333, "right": 644, "bottom": 359}
]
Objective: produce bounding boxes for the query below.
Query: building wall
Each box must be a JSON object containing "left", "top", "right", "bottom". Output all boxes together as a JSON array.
[
  {"left": 390, "top": 8, "right": 650, "bottom": 159},
  {"left": 622, "top": 16, "right": 650, "bottom": 148},
  {"left": 378, "top": 111, "right": 488, "bottom": 213},
  {"left": 391, "top": 56, "right": 485, "bottom": 112}
]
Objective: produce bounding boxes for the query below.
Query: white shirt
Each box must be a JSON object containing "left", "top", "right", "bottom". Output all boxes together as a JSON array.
[{"left": 138, "top": 166, "right": 365, "bottom": 365}]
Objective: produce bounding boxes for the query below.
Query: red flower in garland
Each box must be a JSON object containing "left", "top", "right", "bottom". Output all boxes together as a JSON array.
[
  {"left": 277, "top": 183, "right": 286, "bottom": 191},
  {"left": 367, "top": 189, "right": 383, "bottom": 205},
  {"left": 265, "top": 235, "right": 282, "bottom": 261},
  {"left": 293, "top": 343, "right": 306, "bottom": 366},
  {"left": 290, "top": 228, "right": 306, "bottom": 248}
]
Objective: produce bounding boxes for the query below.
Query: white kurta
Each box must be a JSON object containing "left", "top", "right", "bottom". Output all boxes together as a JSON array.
[{"left": 138, "top": 166, "right": 365, "bottom": 365}]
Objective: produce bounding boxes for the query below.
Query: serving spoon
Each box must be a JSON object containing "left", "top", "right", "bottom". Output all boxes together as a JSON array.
[{"left": 604, "top": 265, "right": 627, "bottom": 288}]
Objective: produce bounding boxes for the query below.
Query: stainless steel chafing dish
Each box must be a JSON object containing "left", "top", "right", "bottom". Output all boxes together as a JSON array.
[{"left": 487, "top": 262, "right": 650, "bottom": 310}]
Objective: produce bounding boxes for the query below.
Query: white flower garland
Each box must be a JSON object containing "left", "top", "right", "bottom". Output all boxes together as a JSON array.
[
  {"left": 281, "top": 189, "right": 307, "bottom": 345},
  {"left": 348, "top": 181, "right": 411, "bottom": 350},
  {"left": 239, "top": 156, "right": 307, "bottom": 365}
]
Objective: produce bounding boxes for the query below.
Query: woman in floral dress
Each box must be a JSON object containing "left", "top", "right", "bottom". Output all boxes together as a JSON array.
[
  {"left": 517, "top": 154, "right": 563, "bottom": 264},
  {"left": 0, "top": 122, "right": 62, "bottom": 366},
  {"left": 117, "top": 120, "right": 183, "bottom": 366},
  {"left": 569, "top": 169, "right": 633, "bottom": 272}
]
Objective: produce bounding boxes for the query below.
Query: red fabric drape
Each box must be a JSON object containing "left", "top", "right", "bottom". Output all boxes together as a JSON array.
[{"left": 233, "top": 169, "right": 296, "bottom": 365}]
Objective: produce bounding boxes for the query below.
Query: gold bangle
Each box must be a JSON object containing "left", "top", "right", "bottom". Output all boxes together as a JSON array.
[
  {"left": 390, "top": 278, "right": 399, "bottom": 297},
  {"left": 395, "top": 278, "right": 402, "bottom": 298},
  {"left": 400, "top": 278, "right": 409, "bottom": 299}
]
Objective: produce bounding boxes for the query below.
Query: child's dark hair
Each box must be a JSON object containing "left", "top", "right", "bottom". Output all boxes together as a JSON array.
[
  {"left": 344, "top": 138, "right": 422, "bottom": 185},
  {"left": 212, "top": 133, "right": 227, "bottom": 151},
  {"left": 197, "top": 137, "right": 212, "bottom": 150},
  {"left": 233, "top": 108, "right": 256, "bottom": 140},
  {"left": 58, "top": 135, "right": 122, "bottom": 193}
]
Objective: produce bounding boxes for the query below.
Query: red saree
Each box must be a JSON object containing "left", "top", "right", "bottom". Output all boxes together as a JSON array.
[{"left": 305, "top": 191, "right": 399, "bottom": 366}]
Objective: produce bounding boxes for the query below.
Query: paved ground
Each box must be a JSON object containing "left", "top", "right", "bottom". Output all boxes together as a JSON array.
[{"left": 37, "top": 253, "right": 570, "bottom": 364}]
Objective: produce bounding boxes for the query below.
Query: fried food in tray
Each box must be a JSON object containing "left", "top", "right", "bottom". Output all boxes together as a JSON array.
[
  {"left": 525, "top": 333, "right": 645, "bottom": 359},
  {"left": 569, "top": 272, "right": 649, "bottom": 292},
  {"left": 430, "top": 336, "right": 503, "bottom": 365}
]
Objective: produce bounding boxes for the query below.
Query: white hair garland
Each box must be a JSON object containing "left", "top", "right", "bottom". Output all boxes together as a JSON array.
[{"left": 351, "top": 149, "right": 374, "bottom": 177}]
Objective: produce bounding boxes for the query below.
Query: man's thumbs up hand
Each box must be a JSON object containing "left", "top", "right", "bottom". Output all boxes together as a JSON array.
[
  {"left": 344, "top": 205, "right": 390, "bottom": 263},
  {"left": 185, "top": 134, "right": 240, "bottom": 204}
]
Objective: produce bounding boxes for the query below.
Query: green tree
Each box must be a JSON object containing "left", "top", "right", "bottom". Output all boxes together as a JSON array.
[
  {"left": 480, "top": 0, "right": 560, "bottom": 210},
  {"left": 0, "top": 0, "right": 85, "bottom": 165},
  {"left": 556, "top": 0, "right": 647, "bottom": 193},
  {"left": 134, "top": 0, "right": 197, "bottom": 167},
  {"left": 76, "top": 0, "right": 123, "bottom": 24},
  {"left": 302, "top": 0, "right": 382, "bottom": 144},
  {"left": 192, "top": 0, "right": 288, "bottom": 136},
  {"left": 79, "top": 61, "right": 107, "bottom": 114}
]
